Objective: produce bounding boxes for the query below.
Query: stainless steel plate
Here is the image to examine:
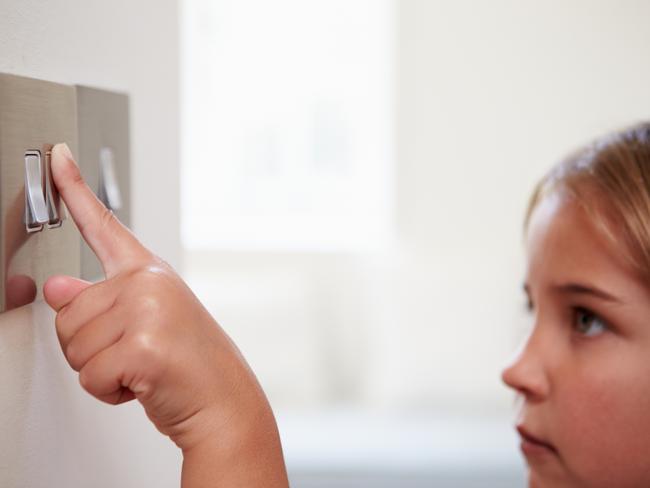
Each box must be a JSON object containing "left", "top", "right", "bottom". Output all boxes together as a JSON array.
[
  {"left": 76, "top": 85, "right": 131, "bottom": 282},
  {"left": 0, "top": 73, "right": 80, "bottom": 311}
]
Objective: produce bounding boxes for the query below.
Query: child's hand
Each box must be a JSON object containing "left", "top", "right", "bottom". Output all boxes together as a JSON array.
[{"left": 43, "top": 143, "right": 288, "bottom": 487}]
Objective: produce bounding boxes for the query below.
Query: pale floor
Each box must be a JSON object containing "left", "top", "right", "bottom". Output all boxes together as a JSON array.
[
  {"left": 278, "top": 409, "right": 526, "bottom": 488},
  {"left": 289, "top": 471, "right": 524, "bottom": 488}
]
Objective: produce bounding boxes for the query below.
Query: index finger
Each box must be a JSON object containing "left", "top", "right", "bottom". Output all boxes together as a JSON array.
[{"left": 51, "top": 143, "right": 150, "bottom": 278}]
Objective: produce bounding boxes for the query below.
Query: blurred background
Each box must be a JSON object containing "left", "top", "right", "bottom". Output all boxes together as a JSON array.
[
  {"left": 2, "top": 0, "right": 650, "bottom": 486},
  {"left": 180, "top": 0, "right": 650, "bottom": 486}
]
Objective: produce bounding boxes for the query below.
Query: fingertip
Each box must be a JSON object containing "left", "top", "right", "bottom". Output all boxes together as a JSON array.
[
  {"left": 52, "top": 143, "right": 75, "bottom": 165},
  {"left": 44, "top": 275, "right": 92, "bottom": 311},
  {"left": 51, "top": 143, "right": 81, "bottom": 187}
]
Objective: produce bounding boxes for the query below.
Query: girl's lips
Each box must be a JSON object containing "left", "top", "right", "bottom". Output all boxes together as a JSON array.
[{"left": 517, "top": 426, "right": 558, "bottom": 457}]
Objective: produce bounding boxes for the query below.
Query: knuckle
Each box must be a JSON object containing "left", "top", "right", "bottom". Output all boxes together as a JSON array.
[
  {"left": 128, "top": 331, "right": 166, "bottom": 365},
  {"left": 55, "top": 310, "right": 72, "bottom": 343},
  {"left": 57, "top": 302, "right": 69, "bottom": 319},
  {"left": 65, "top": 343, "right": 83, "bottom": 371},
  {"left": 54, "top": 311, "right": 65, "bottom": 334},
  {"left": 135, "top": 293, "right": 164, "bottom": 319},
  {"left": 115, "top": 255, "right": 175, "bottom": 290},
  {"left": 132, "top": 263, "right": 171, "bottom": 285},
  {"left": 107, "top": 389, "right": 126, "bottom": 405},
  {"left": 126, "top": 267, "right": 176, "bottom": 312},
  {"left": 78, "top": 369, "right": 91, "bottom": 391}
]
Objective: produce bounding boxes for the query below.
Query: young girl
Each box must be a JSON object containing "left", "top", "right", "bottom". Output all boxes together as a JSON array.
[
  {"left": 502, "top": 121, "right": 650, "bottom": 487},
  {"left": 44, "top": 121, "right": 650, "bottom": 487}
]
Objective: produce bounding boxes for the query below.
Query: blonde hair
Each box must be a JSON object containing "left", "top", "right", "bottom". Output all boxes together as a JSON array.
[{"left": 526, "top": 122, "right": 650, "bottom": 278}]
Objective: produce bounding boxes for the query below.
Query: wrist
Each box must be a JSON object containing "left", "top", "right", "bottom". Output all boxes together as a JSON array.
[{"left": 180, "top": 392, "right": 288, "bottom": 487}]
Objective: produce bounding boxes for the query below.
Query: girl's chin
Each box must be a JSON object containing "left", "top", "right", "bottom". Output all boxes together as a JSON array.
[{"left": 525, "top": 458, "right": 570, "bottom": 488}]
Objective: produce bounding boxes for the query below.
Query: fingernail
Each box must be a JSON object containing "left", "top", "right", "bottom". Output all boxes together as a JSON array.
[{"left": 54, "top": 143, "right": 77, "bottom": 166}]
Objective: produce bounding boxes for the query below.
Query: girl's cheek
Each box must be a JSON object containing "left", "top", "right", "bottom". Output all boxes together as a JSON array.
[{"left": 554, "top": 364, "right": 650, "bottom": 486}]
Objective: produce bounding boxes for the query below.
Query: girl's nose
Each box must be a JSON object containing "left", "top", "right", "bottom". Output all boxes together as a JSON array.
[{"left": 501, "top": 336, "right": 551, "bottom": 402}]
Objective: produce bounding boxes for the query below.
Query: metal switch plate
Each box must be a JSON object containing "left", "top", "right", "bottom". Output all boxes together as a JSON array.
[
  {"left": 76, "top": 85, "right": 131, "bottom": 281},
  {"left": 0, "top": 73, "right": 81, "bottom": 311}
]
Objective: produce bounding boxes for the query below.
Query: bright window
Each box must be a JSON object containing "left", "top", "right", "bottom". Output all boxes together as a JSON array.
[{"left": 181, "top": 0, "right": 395, "bottom": 251}]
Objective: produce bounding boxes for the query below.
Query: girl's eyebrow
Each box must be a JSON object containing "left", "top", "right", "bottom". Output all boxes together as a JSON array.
[
  {"left": 523, "top": 282, "right": 622, "bottom": 303},
  {"left": 555, "top": 283, "right": 621, "bottom": 303}
]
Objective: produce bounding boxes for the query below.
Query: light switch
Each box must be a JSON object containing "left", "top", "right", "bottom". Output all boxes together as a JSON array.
[
  {"left": 76, "top": 85, "right": 131, "bottom": 281},
  {"left": 24, "top": 150, "right": 49, "bottom": 232},
  {"left": 44, "top": 149, "right": 65, "bottom": 227},
  {"left": 0, "top": 72, "right": 80, "bottom": 311},
  {"left": 98, "top": 147, "right": 123, "bottom": 211}
]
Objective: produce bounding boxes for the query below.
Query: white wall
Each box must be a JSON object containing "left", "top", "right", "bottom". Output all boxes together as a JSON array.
[
  {"left": 0, "top": 1, "right": 182, "bottom": 486},
  {"left": 390, "top": 0, "right": 650, "bottom": 408}
]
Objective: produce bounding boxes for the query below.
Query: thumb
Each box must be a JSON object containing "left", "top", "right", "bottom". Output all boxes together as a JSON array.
[{"left": 44, "top": 275, "right": 93, "bottom": 312}]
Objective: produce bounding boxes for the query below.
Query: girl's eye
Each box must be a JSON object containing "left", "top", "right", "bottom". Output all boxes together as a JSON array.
[
  {"left": 526, "top": 298, "right": 534, "bottom": 312},
  {"left": 574, "top": 308, "right": 608, "bottom": 337}
]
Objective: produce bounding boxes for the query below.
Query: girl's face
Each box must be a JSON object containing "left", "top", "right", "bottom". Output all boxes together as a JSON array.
[{"left": 502, "top": 192, "right": 650, "bottom": 488}]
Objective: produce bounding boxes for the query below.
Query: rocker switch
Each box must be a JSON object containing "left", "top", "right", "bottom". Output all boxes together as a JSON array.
[
  {"left": 24, "top": 150, "right": 49, "bottom": 233},
  {"left": 44, "top": 150, "right": 65, "bottom": 227},
  {"left": 98, "top": 147, "right": 123, "bottom": 211}
]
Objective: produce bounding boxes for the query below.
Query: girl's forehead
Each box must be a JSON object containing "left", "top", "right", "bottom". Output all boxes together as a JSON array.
[
  {"left": 526, "top": 192, "right": 589, "bottom": 260},
  {"left": 525, "top": 193, "right": 640, "bottom": 294}
]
